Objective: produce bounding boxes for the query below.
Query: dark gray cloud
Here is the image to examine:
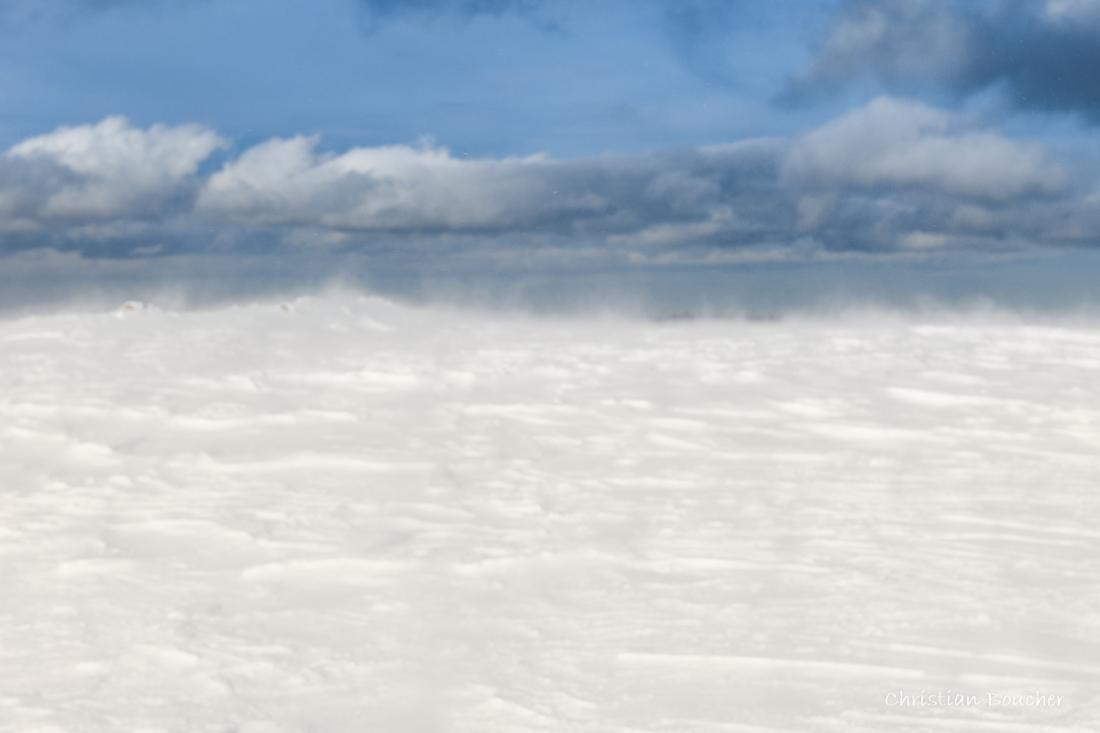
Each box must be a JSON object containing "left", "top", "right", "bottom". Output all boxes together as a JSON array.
[
  {"left": 786, "top": 0, "right": 1100, "bottom": 121},
  {"left": 1, "top": 101, "right": 1097, "bottom": 263}
]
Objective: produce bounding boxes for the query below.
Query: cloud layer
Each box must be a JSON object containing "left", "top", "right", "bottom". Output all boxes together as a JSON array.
[
  {"left": 788, "top": 0, "right": 1100, "bottom": 121},
  {"left": 0, "top": 100, "right": 1095, "bottom": 264}
]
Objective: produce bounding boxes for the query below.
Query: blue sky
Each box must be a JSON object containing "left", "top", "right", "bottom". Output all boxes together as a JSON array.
[
  {"left": 2, "top": 0, "right": 1100, "bottom": 306},
  {"left": 0, "top": 1, "right": 829, "bottom": 155}
]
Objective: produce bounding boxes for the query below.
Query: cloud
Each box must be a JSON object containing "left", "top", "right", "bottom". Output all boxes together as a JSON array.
[
  {"left": 195, "top": 134, "right": 790, "bottom": 245},
  {"left": 197, "top": 136, "right": 571, "bottom": 232},
  {"left": 778, "top": 98, "right": 1091, "bottom": 253},
  {"left": 2, "top": 116, "right": 224, "bottom": 223},
  {"left": 784, "top": 97, "right": 1066, "bottom": 200},
  {"left": 0, "top": 106, "right": 1096, "bottom": 262},
  {"left": 783, "top": 0, "right": 971, "bottom": 99},
  {"left": 786, "top": 0, "right": 1100, "bottom": 121}
]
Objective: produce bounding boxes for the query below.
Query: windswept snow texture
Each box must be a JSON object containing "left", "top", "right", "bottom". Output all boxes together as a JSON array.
[{"left": 2, "top": 295, "right": 1100, "bottom": 732}]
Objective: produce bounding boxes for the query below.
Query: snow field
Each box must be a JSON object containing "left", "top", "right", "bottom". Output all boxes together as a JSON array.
[{"left": 2, "top": 295, "right": 1099, "bottom": 732}]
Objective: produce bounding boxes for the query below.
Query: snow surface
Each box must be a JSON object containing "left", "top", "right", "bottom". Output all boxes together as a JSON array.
[{"left": 2, "top": 294, "right": 1099, "bottom": 732}]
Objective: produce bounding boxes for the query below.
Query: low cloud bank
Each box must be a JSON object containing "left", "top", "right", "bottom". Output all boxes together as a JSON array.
[{"left": 1, "top": 98, "right": 1097, "bottom": 264}]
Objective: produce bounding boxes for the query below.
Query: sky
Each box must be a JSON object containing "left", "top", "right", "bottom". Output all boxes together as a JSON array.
[{"left": 2, "top": 0, "right": 1100, "bottom": 307}]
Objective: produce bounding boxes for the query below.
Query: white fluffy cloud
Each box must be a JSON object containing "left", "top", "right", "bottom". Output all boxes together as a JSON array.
[
  {"left": 4, "top": 116, "right": 224, "bottom": 221},
  {"left": 196, "top": 135, "right": 579, "bottom": 231},
  {"left": 784, "top": 97, "right": 1067, "bottom": 199}
]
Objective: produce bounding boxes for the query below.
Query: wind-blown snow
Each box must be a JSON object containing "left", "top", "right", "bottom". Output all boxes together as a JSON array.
[{"left": 1, "top": 295, "right": 1099, "bottom": 732}]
